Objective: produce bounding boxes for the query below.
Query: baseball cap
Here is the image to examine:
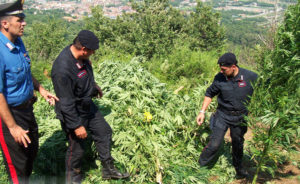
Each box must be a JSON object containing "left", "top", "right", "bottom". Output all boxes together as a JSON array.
[
  {"left": 218, "top": 52, "right": 238, "bottom": 67},
  {"left": 77, "top": 30, "right": 99, "bottom": 50}
]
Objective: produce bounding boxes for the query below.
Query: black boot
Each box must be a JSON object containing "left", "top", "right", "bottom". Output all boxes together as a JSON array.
[
  {"left": 235, "top": 166, "right": 249, "bottom": 179},
  {"left": 102, "top": 160, "right": 130, "bottom": 180}
]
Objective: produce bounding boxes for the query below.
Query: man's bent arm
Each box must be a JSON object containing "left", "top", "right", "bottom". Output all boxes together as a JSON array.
[{"left": 200, "top": 96, "right": 212, "bottom": 112}]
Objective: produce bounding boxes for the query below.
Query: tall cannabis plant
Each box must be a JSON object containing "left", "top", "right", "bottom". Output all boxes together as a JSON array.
[{"left": 248, "top": 2, "right": 300, "bottom": 183}]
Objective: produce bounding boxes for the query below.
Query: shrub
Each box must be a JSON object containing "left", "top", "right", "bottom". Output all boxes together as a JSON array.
[{"left": 248, "top": 2, "right": 300, "bottom": 183}]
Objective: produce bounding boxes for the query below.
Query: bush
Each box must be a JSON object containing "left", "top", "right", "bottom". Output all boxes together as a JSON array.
[
  {"left": 85, "top": 0, "right": 225, "bottom": 59},
  {"left": 23, "top": 17, "right": 75, "bottom": 62},
  {"left": 0, "top": 58, "right": 238, "bottom": 183},
  {"left": 144, "top": 45, "right": 220, "bottom": 93},
  {"left": 248, "top": 2, "right": 300, "bottom": 183}
]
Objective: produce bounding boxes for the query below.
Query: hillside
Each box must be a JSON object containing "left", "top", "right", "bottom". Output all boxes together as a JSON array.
[{"left": 0, "top": 0, "right": 299, "bottom": 183}]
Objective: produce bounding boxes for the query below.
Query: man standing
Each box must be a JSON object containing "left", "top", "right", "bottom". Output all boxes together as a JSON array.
[
  {"left": 196, "top": 53, "right": 257, "bottom": 178},
  {"left": 0, "top": 1, "right": 58, "bottom": 183},
  {"left": 51, "top": 30, "right": 129, "bottom": 183}
]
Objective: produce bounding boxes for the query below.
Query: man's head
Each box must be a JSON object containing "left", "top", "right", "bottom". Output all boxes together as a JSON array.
[
  {"left": 72, "top": 30, "right": 99, "bottom": 60},
  {"left": 218, "top": 52, "right": 239, "bottom": 78},
  {"left": 0, "top": 0, "right": 26, "bottom": 41},
  {"left": 0, "top": 15, "right": 26, "bottom": 36}
]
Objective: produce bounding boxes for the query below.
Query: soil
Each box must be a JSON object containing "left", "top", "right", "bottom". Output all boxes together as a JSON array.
[{"left": 224, "top": 128, "right": 300, "bottom": 184}]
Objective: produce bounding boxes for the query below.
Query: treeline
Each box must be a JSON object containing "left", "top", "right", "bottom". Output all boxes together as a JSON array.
[
  {"left": 86, "top": 0, "right": 224, "bottom": 59},
  {"left": 24, "top": 0, "right": 224, "bottom": 61},
  {"left": 220, "top": 10, "right": 267, "bottom": 47},
  {"left": 23, "top": 0, "right": 226, "bottom": 92}
]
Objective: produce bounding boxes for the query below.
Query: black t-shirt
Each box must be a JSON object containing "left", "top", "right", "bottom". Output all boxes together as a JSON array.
[
  {"left": 205, "top": 67, "right": 258, "bottom": 124},
  {"left": 51, "top": 45, "right": 98, "bottom": 130}
]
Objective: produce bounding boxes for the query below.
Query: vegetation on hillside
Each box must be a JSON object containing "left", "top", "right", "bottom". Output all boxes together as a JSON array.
[
  {"left": 248, "top": 1, "right": 300, "bottom": 183},
  {"left": 85, "top": 0, "right": 225, "bottom": 59},
  {"left": 0, "top": 0, "right": 299, "bottom": 183}
]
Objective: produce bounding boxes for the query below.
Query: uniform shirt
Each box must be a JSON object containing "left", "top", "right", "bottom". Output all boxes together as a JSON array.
[
  {"left": 51, "top": 45, "right": 98, "bottom": 130},
  {"left": 205, "top": 67, "right": 258, "bottom": 124},
  {"left": 0, "top": 32, "right": 33, "bottom": 107}
]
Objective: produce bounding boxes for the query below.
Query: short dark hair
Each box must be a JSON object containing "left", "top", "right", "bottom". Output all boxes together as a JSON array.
[
  {"left": 0, "top": 15, "right": 12, "bottom": 29},
  {"left": 72, "top": 36, "right": 83, "bottom": 50}
]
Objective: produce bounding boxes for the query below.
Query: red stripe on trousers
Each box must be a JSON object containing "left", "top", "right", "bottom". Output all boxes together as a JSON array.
[{"left": 0, "top": 119, "right": 19, "bottom": 184}]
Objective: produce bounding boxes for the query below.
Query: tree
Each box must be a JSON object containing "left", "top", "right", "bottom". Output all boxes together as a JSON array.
[
  {"left": 85, "top": 0, "right": 224, "bottom": 59},
  {"left": 24, "top": 17, "right": 70, "bottom": 61},
  {"left": 184, "top": 1, "right": 225, "bottom": 51}
]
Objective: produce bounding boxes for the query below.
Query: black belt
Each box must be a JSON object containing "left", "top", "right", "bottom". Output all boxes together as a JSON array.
[
  {"left": 218, "top": 108, "right": 248, "bottom": 116},
  {"left": 11, "top": 96, "right": 37, "bottom": 110}
]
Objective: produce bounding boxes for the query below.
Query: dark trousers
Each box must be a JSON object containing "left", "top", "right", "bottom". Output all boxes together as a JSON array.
[
  {"left": 63, "top": 110, "right": 113, "bottom": 184},
  {"left": 0, "top": 106, "right": 39, "bottom": 184},
  {"left": 198, "top": 114, "right": 247, "bottom": 168}
]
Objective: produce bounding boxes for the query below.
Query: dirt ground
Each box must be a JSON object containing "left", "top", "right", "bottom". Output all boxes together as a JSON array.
[{"left": 225, "top": 129, "right": 300, "bottom": 184}]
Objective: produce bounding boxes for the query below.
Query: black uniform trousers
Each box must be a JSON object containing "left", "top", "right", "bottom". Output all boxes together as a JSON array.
[
  {"left": 0, "top": 105, "right": 39, "bottom": 184},
  {"left": 63, "top": 109, "right": 113, "bottom": 184},
  {"left": 198, "top": 112, "right": 247, "bottom": 168}
]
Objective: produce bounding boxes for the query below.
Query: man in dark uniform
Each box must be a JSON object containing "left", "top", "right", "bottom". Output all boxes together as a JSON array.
[
  {"left": 0, "top": 1, "right": 59, "bottom": 183},
  {"left": 196, "top": 53, "right": 258, "bottom": 178},
  {"left": 51, "top": 30, "right": 129, "bottom": 183}
]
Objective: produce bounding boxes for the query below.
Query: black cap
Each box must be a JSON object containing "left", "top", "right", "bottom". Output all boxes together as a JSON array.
[
  {"left": 0, "top": 0, "right": 25, "bottom": 17},
  {"left": 77, "top": 30, "right": 99, "bottom": 50},
  {"left": 218, "top": 52, "right": 238, "bottom": 67}
]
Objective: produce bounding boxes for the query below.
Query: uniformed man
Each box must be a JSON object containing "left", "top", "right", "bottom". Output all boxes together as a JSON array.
[
  {"left": 51, "top": 30, "right": 129, "bottom": 183},
  {"left": 0, "top": 1, "right": 59, "bottom": 183},
  {"left": 196, "top": 53, "right": 258, "bottom": 178}
]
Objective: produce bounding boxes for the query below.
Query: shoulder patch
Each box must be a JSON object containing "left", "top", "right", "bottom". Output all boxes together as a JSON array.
[
  {"left": 6, "top": 43, "right": 14, "bottom": 51},
  {"left": 238, "top": 81, "right": 247, "bottom": 87},
  {"left": 77, "top": 70, "right": 87, "bottom": 78},
  {"left": 76, "top": 63, "right": 83, "bottom": 69}
]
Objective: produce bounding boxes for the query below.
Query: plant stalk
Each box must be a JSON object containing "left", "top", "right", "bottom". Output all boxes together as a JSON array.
[{"left": 252, "top": 126, "right": 273, "bottom": 184}]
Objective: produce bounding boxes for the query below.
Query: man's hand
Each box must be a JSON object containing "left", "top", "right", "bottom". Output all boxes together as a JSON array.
[
  {"left": 95, "top": 84, "right": 103, "bottom": 98},
  {"left": 32, "top": 75, "right": 59, "bottom": 105},
  {"left": 74, "top": 126, "right": 87, "bottom": 139},
  {"left": 9, "top": 125, "right": 31, "bottom": 148},
  {"left": 196, "top": 112, "right": 205, "bottom": 126},
  {"left": 39, "top": 87, "right": 59, "bottom": 106},
  {"left": 196, "top": 97, "right": 212, "bottom": 126},
  {"left": 0, "top": 94, "right": 31, "bottom": 148}
]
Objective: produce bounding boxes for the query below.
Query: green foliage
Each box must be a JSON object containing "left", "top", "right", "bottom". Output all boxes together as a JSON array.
[
  {"left": 126, "top": 0, "right": 184, "bottom": 58},
  {"left": 220, "top": 10, "right": 266, "bottom": 47},
  {"left": 0, "top": 150, "right": 8, "bottom": 183},
  {"left": 85, "top": 1, "right": 182, "bottom": 59},
  {"left": 83, "top": 7, "right": 114, "bottom": 56},
  {"left": 30, "top": 60, "right": 52, "bottom": 82},
  {"left": 248, "top": 2, "right": 300, "bottom": 183},
  {"left": 23, "top": 17, "right": 78, "bottom": 62},
  {"left": 3, "top": 1, "right": 298, "bottom": 183},
  {"left": 184, "top": 1, "right": 225, "bottom": 51},
  {"left": 144, "top": 45, "right": 220, "bottom": 93},
  {"left": 0, "top": 58, "right": 238, "bottom": 183},
  {"left": 24, "top": 9, "right": 69, "bottom": 24},
  {"left": 85, "top": 0, "right": 225, "bottom": 59},
  {"left": 92, "top": 59, "right": 211, "bottom": 183},
  {"left": 32, "top": 93, "right": 66, "bottom": 183},
  {"left": 23, "top": 18, "right": 66, "bottom": 61}
]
